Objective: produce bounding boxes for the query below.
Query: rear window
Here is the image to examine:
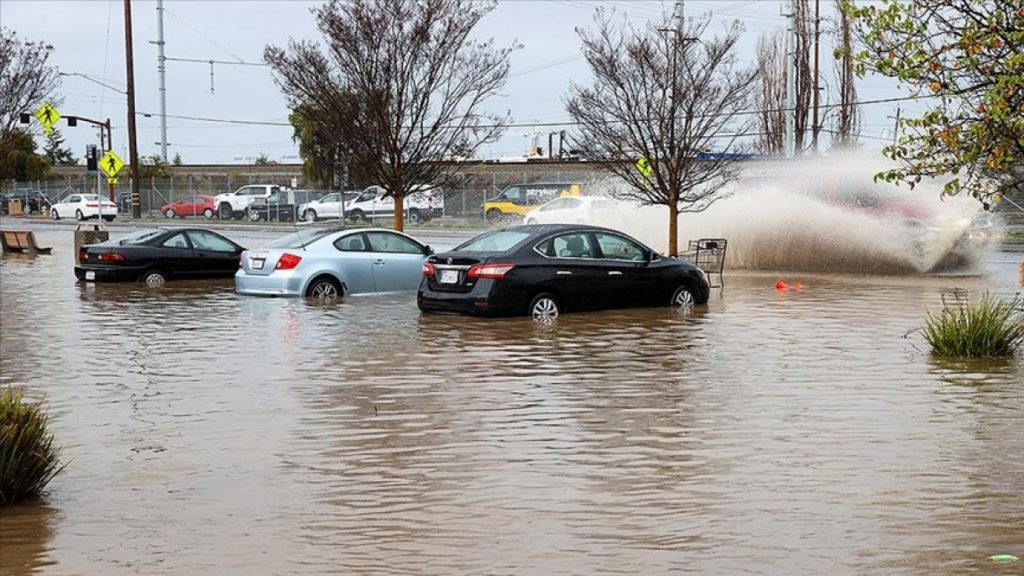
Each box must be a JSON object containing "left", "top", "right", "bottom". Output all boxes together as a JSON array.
[
  {"left": 454, "top": 230, "right": 531, "bottom": 253},
  {"left": 264, "top": 229, "right": 335, "bottom": 249}
]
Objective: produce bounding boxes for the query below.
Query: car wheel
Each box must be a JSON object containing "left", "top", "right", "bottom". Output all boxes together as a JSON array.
[
  {"left": 304, "top": 209, "right": 317, "bottom": 222},
  {"left": 349, "top": 209, "right": 365, "bottom": 222},
  {"left": 670, "top": 284, "right": 695, "bottom": 310},
  {"left": 203, "top": 208, "right": 214, "bottom": 219},
  {"left": 219, "top": 203, "right": 233, "bottom": 219},
  {"left": 249, "top": 210, "right": 262, "bottom": 222},
  {"left": 75, "top": 209, "right": 85, "bottom": 221},
  {"left": 407, "top": 209, "right": 422, "bottom": 224},
  {"left": 485, "top": 209, "right": 503, "bottom": 224},
  {"left": 524, "top": 218, "right": 537, "bottom": 225},
  {"left": 166, "top": 208, "right": 176, "bottom": 218},
  {"left": 528, "top": 292, "right": 561, "bottom": 323},
  {"left": 103, "top": 216, "right": 115, "bottom": 222},
  {"left": 306, "top": 276, "right": 342, "bottom": 301},
  {"left": 51, "top": 208, "right": 60, "bottom": 220},
  {"left": 141, "top": 270, "right": 167, "bottom": 286}
]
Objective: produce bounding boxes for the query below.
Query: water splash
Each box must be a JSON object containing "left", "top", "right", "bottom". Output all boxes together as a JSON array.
[{"left": 574, "top": 153, "right": 996, "bottom": 274}]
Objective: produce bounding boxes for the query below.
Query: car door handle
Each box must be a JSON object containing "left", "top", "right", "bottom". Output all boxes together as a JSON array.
[
  {"left": 608, "top": 271, "right": 623, "bottom": 276},
  {"left": 557, "top": 270, "right": 572, "bottom": 275},
  {"left": 373, "top": 259, "right": 385, "bottom": 265}
]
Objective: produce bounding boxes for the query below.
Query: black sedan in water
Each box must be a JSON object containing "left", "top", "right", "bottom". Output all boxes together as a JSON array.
[
  {"left": 75, "top": 228, "right": 245, "bottom": 285},
  {"left": 417, "top": 224, "right": 710, "bottom": 321}
]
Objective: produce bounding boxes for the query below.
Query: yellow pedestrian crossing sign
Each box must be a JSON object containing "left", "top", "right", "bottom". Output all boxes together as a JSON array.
[
  {"left": 35, "top": 102, "right": 61, "bottom": 135},
  {"left": 99, "top": 150, "right": 125, "bottom": 178},
  {"left": 636, "top": 156, "right": 653, "bottom": 179}
]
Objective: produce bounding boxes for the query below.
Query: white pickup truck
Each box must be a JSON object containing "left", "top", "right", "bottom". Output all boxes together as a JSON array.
[
  {"left": 344, "top": 185, "right": 444, "bottom": 223},
  {"left": 214, "top": 184, "right": 282, "bottom": 220}
]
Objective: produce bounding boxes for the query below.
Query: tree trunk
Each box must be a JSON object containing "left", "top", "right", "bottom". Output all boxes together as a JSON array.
[
  {"left": 393, "top": 193, "right": 404, "bottom": 232},
  {"left": 668, "top": 206, "right": 678, "bottom": 257}
]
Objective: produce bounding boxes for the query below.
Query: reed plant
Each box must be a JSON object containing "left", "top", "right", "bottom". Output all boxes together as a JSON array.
[
  {"left": 0, "top": 387, "right": 65, "bottom": 506},
  {"left": 923, "top": 292, "right": 1024, "bottom": 357}
]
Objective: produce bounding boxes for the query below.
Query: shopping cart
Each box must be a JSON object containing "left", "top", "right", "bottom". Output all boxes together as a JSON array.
[{"left": 682, "top": 238, "right": 727, "bottom": 287}]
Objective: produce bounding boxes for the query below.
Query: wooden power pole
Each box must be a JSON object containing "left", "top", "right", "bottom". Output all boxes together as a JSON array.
[{"left": 124, "top": 0, "right": 141, "bottom": 218}]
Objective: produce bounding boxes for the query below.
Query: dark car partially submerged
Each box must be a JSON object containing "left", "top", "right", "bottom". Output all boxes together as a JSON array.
[
  {"left": 75, "top": 228, "right": 244, "bottom": 285},
  {"left": 418, "top": 224, "right": 710, "bottom": 321}
]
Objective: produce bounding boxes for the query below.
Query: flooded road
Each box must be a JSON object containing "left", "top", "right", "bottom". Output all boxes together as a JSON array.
[{"left": 1, "top": 225, "right": 1022, "bottom": 575}]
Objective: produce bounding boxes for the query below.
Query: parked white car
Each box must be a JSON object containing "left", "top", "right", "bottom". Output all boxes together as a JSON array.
[
  {"left": 50, "top": 193, "right": 118, "bottom": 221},
  {"left": 522, "top": 196, "right": 618, "bottom": 225},
  {"left": 344, "top": 185, "right": 444, "bottom": 223},
  {"left": 299, "top": 191, "right": 360, "bottom": 222}
]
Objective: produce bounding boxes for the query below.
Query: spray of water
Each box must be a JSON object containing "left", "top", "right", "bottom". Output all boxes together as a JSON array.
[{"left": 574, "top": 151, "right": 996, "bottom": 274}]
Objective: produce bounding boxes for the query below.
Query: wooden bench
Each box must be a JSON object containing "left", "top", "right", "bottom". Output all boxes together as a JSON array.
[{"left": 1, "top": 230, "right": 52, "bottom": 254}]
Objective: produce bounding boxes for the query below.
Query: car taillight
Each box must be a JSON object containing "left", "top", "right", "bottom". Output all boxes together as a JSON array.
[
  {"left": 275, "top": 253, "right": 302, "bottom": 270},
  {"left": 86, "top": 203, "right": 98, "bottom": 208},
  {"left": 97, "top": 252, "right": 125, "bottom": 262},
  {"left": 467, "top": 263, "right": 514, "bottom": 279},
  {"left": 78, "top": 248, "right": 87, "bottom": 262},
  {"left": 422, "top": 261, "right": 436, "bottom": 276}
]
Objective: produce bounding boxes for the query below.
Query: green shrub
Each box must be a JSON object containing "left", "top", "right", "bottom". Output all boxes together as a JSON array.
[
  {"left": 923, "top": 292, "right": 1024, "bottom": 357},
  {"left": 0, "top": 388, "right": 65, "bottom": 506}
]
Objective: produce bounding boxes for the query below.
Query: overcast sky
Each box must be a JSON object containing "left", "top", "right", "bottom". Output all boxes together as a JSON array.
[{"left": 2, "top": 0, "right": 916, "bottom": 165}]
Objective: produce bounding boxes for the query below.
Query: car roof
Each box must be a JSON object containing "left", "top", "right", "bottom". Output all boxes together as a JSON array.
[{"left": 503, "top": 223, "right": 622, "bottom": 235}]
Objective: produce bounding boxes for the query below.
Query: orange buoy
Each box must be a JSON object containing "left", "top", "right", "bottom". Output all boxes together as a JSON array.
[
  {"left": 775, "top": 279, "right": 789, "bottom": 290},
  {"left": 795, "top": 281, "right": 805, "bottom": 290}
]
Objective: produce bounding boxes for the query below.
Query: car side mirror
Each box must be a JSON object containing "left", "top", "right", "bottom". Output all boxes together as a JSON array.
[{"left": 424, "top": 245, "right": 434, "bottom": 255}]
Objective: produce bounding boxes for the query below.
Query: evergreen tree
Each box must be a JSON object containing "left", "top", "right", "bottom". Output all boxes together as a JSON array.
[{"left": 42, "top": 129, "right": 76, "bottom": 166}]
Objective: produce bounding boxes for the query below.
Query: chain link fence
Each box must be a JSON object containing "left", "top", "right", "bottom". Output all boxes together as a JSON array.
[{"left": 3, "top": 164, "right": 606, "bottom": 221}]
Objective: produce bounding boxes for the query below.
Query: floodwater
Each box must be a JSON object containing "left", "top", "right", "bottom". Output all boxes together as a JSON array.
[{"left": 1, "top": 225, "right": 1022, "bottom": 575}]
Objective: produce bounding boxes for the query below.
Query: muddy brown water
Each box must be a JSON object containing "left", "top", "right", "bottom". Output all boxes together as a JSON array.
[{"left": 1, "top": 226, "right": 1022, "bottom": 575}]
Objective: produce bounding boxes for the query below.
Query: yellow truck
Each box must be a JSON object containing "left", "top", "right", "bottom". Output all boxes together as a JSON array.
[{"left": 483, "top": 182, "right": 582, "bottom": 223}]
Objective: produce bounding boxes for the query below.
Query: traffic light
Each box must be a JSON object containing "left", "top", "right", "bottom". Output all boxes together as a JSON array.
[
  {"left": 67, "top": 116, "right": 77, "bottom": 127},
  {"left": 20, "top": 113, "right": 30, "bottom": 124},
  {"left": 86, "top": 145, "right": 98, "bottom": 172}
]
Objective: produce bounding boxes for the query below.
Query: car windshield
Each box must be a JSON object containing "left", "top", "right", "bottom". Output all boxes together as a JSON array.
[
  {"left": 119, "top": 229, "right": 165, "bottom": 244},
  {"left": 454, "top": 230, "right": 532, "bottom": 253},
  {"left": 264, "top": 228, "right": 336, "bottom": 249}
]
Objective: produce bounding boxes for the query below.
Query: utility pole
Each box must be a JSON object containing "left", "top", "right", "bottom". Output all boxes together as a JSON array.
[
  {"left": 784, "top": 0, "right": 796, "bottom": 158},
  {"left": 124, "top": 0, "right": 141, "bottom": 219},
  {"left": 888, "top": 106, "right": 901, "bottom": 146},
  {"left": 154, "top": 0, "right": 168, "bottom": 162},
  {"left": 810, "top": 0, "right": 820, "bottom": 154}
]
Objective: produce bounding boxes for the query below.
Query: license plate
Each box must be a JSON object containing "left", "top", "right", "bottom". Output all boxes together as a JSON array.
[
  {"left": 439, "top": 269, "right": 459, "bottom": 284},
  {"left": 85, "top": 271, "right": 95, "bottom": 281},
  {"left": 252, "top": 258, "right": 265, "bottom": 270}
]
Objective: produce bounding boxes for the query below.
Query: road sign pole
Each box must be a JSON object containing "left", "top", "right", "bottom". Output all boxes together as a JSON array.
[{"left": 105, "top": 119, "right": 115, "bottom": 202}]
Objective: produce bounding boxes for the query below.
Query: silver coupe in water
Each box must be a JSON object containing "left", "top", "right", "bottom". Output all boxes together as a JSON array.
[{"left": 235, "top": 227, "right": 432, "bottom": 299}]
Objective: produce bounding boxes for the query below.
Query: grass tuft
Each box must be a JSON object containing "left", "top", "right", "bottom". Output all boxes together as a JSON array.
[
  {"left": 923, "top": 292, "right": 1024, "bottom": 357},
  {"left": 0, "top": 388, "right": 65, "bottom": 506}
]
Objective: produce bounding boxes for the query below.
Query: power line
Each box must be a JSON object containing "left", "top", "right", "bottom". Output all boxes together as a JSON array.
[{"left": 137, "top": 92, "right": 944, "bottom": 130}]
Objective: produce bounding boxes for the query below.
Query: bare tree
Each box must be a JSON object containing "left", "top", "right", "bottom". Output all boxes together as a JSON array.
[
  {"left": 792, "top": 0, "right": 815, "bottom": 154},
  {"left": 830, "top": 0, "right": 859, "bottom": 147},
  {"left": 565, "top": 12, "right": 757, "bottom": 256},
  {"left": 265, "top": 0, "right": 517, "bottom": 231},
  {"left": 755, "top": 31, "right": 786, "bottom": 155},
  {"left": 0, "top": 28, "right": 60, "bottom": 160}
]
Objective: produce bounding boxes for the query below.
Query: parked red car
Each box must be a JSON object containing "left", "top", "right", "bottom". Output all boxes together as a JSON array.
[{"left": 161, "top": 195, "right": 217, "bottom": 219}]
